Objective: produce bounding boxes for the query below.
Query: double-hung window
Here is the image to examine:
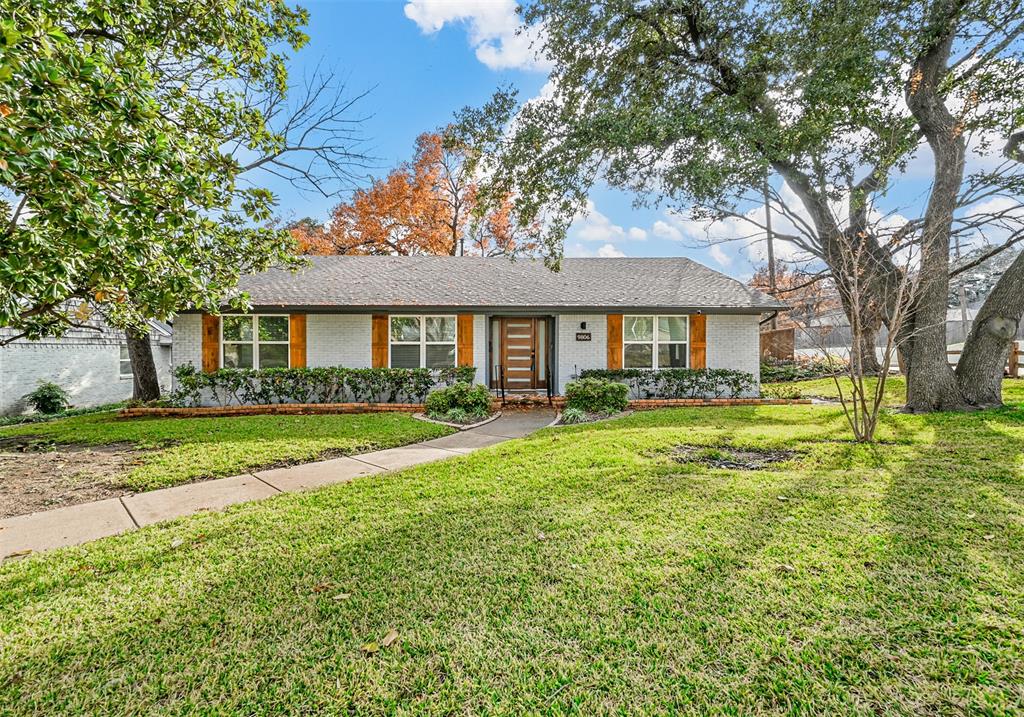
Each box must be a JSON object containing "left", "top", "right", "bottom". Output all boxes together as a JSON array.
[
  {"left": 221, "top": 315, "right": 290, "bottom": 369},
  {"left": 119, "top": 345, "right": 133, "bottom": 378},
  {"left": 390, "top": 315, "right": 456, "bottom": 369},
  {"left": 623, "top": 315, "right": 689, "bottom": 369}
]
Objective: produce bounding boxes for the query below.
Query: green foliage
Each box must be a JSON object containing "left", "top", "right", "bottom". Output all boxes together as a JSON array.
[
  {"left": 559, "top": 407, "right": 587, "bottom": 424},
  {"left": 0, "top": 0, "right": 310, "bottom": 339},
  {"left": 22, "top": 381, "right": 70, "bottom": 414},
  {"left": 442, "top": 408, "right": 469, "bottom": 424},
  {"left": 170, "top": 365, "right": 478, "bottom": 408},
  {"left": 760, "top": 358, "right": 839, "bottom": 383},
  {"left": 564, "top": 377, "right": 629, "bottom": 414},
  {"left": 762, "top": 383, "right": 803, "bottom": 400},
  {"left": 0, "top": 402, "right": 125, "bottom": 427},
  {"left": 424, "top": 382, "right": 492, "bottom": 419},
  {"left": 578, "top": 368, "right": 756, "bottom": 399}
]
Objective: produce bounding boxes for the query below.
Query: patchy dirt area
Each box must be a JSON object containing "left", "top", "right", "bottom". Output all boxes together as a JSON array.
[
  {"left": 0, "top": 436, "right": 150, "bottom": 518},
  {"left": 672, "top": 444, "right": 797, "bottom": 470}
]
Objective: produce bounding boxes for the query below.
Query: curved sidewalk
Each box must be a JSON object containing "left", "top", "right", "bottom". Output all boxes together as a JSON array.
[{"left": 1, "top": 409, "right": 555, "bottom": 561}]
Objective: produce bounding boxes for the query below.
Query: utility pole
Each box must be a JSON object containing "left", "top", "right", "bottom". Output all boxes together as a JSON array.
[{"left": 763, "top": 172, "right": 777, "bottom": 330}]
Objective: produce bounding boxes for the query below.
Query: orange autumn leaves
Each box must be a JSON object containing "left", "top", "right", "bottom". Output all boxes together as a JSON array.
[
  {"left": 296, "top": 131, "right": 538, "bottom": 257},
  {"left": 292, "top": 132, "right": 538, "bottom": 257}
]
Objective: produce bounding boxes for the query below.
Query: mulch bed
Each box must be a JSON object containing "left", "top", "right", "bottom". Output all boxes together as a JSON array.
[{"left": 672, "top": 444, "right": 797, "bottom": 470}]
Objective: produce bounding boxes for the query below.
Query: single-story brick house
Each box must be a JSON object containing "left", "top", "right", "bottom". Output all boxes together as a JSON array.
[{"left": 172, "top": 256, "right": 785, "bottom": 396}]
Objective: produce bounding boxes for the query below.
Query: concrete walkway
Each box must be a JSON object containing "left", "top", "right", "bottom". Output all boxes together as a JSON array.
[{"left": 1, "top": 409, "right": 555, "bottom": 560}]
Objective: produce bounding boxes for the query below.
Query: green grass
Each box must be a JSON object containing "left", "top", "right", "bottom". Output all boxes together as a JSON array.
[
  {"left": 2, "top": 384, "right": 1024, "bottom": 713},
  {"left": 768, "top": 375, "right": 1024, "bottom": 408},
  {"left": 0, "top": 413, "right": 451, "bottom": 491}
]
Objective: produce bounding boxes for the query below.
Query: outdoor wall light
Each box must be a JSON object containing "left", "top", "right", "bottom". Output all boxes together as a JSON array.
[{"left": 580, "top": 321, "right": 587, "bottom": 329}]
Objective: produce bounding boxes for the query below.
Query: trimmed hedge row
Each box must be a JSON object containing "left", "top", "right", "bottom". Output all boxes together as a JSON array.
[
  {"left": 577, "top": 368, "right": 756, "bottom": 399},
  {"left": 171, "top": 365, "right": 478, "bottom": 407}
]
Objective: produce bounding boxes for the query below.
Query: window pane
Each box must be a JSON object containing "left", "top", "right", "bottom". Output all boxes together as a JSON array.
[
  {"left": 223, "top": 316, "right": 253, "bottom": 342},
  {"left": 390, "top": 344, "right": 420, "bottom": 368},
  {"left": 658, "top": 343, "right": 688, "bottom": 368},
  {"left": 223, "top": 343, "right": 253, "bottom": 369},
  {"left": 259, "top": 343, "right": 289, "bottom": 369},
  {"left": 658, "top": 316, "right": 688, "bottom": 342},
  {"left": 624, "top": 343, "right": 653, "bottom": 368},
  {"left": 624, "top": 316, "right": 653, "bottom": 342},
  {"left": 425, "top": 316, "right": 456, "bottom": 342},
  {"left": 258, "top": 316, "right": 289, "bottom": 342},
  {"left": 391, "top": 317, "right": 420, "bottom": 342},
  {"left": 426, "top": 344, "right": 456, "bottom": 368},
  {"left": 120, "top": 345, "right": 129, "bottom": 360}
]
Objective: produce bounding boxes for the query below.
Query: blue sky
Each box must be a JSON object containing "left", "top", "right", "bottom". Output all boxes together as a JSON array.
[
  {"left": 262, "top": 1, "right": 1011, "bottom": 280},
  {"left": 263, "top": 0, "right": 746, "bottom": 274}
]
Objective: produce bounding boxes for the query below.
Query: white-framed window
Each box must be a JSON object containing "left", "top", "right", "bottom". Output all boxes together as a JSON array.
[
  {"left": 221, "top": 315, "right": 290, "bottom": 369},
  {"left": 623, "top": 315, "right": 689, "bottom": 369},
  {"left": 389, "top": 315, "right": 457, "bottom": 369},
  {"left": 119, "top": 345, "right": 133, "bottom": 378}
]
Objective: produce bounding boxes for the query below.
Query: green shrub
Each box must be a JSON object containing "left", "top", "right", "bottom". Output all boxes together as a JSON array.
[
  {"left": 170, "top": 364, "right": 478, "bottom": 407},
  {"left": 760, "top": 357, "right": 838, "bottom": 383},
  {"left": 23, "top": 381, "right": 71, "bottom": 414},
  {"left": 577, "top": 368, "right": 756, "bottom": 399},
  {"left": 443, "top": 408, "right": 469, "bottom": 424},
  {"left": 425, "top": 382, "right": 491, "bottom": 419},
  {"left": 564, "top": 378, "right": 628, "bottom": 414},
  {"left": 763, "top": 383, "right": 802, "bottom": 399},
  {"left": 560, "top": 407, "right": 587, "bottom": 424}
]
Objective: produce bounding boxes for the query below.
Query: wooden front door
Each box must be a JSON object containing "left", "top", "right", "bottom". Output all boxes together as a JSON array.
[{"left": 497, "top": 317, "right": 547, "bottom": 390}]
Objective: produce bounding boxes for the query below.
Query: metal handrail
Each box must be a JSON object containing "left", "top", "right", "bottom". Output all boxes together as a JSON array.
[{"left": 493, "top": 363, "right": 506, "bottom": 405}]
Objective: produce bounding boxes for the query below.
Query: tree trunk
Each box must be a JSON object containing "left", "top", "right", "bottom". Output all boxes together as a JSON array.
[
  {"left": 955, "top": 249, "right": 1024, "bottom": 406},
  {"left": 903, "top": 0, "right": 970, "bottom": 412},
  {"left": 127, "top": 330, "right": 162, "bottom": 402}
]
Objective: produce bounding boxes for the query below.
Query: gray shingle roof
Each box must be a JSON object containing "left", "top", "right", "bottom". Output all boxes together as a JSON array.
[{"left": 228, "top": 256, "right": 786, "bottom": 313}]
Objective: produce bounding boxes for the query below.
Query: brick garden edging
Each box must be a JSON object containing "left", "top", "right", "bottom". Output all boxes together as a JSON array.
[{"left": 120, "top": 397, "right": 810, "bottom": 419}]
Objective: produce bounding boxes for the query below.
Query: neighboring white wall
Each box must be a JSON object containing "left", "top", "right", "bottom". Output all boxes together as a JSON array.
[
  {"left": 707, "top": 313, "right": 761, "bottom": 389},
  {"left": 555, "top": 313, "right": 607, "bottom": 393},
  {"left": 307, "top": 314, "right": 372, "bottom": 368},
  {"left": 1, "top": 340, "right": 172, "bottom": 415}
]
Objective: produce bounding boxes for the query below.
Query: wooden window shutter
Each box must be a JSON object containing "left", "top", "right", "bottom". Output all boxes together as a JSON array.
[
  {"left": 289, "top": 314, "right": 307, "bottom": 368},
  {"left": 371, "top": 314, "right": 388, "bottom": 368},
  {"left": 689, "top": 314, "right": 707, "bottom": 369},
  {"left": 607, "top": 314, "right": 623, "bottom": 370},
  {"left": 201, "top": 313, "right": 219, "bottom": 373},
  {"left": 457, "top": 314, "right": 474, "bottom": 367}
]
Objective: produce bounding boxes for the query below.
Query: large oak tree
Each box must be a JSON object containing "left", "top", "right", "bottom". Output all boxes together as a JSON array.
[{"left": 464, "top": 0, "right": 1024, "bottom": 411}]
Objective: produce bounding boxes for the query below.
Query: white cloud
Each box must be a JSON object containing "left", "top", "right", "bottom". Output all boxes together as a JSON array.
[
  {"left": 403, "top": 0, "right": 550, "bottom": 71},
  {"left": 568, "top": 199, "right": 647, "bottom": 244},
  {"left": 565, "top": 241, "right": 626, "bottom": 258},
  {"left": 652, "top": 220, "right": 683, "bottom": 242},
  {"left": 597, "top": 243, "right": 625, "bottom": 258},
  {"left": 709, "top": 244, "right": 732, "bottom": 267}
]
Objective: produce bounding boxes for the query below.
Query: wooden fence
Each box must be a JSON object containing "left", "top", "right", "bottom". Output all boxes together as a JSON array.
[{"left": 947, "top": 341, "right": 1021, "bottom": 378}]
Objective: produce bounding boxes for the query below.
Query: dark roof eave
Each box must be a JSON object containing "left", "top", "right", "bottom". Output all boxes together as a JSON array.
[{"left": 178, "top": 303, "right": 790, "bottom": 315}]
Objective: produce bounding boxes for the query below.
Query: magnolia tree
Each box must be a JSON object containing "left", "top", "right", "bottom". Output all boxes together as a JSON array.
[
  {"left": 0, "top": 0, "right": 369, "bottom": 399},
  {"left": 462, "top": 0, "right": 1024, "bottom": 411}
]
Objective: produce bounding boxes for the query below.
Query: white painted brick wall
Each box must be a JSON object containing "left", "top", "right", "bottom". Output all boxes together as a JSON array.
[
  {"left": 472, "top": 314, "right": 486, "bottom": 385},
  {"left": 171, "top": 313, "right": 203, "bottom": 373},
  {"left": 707, "top": 313, "right": 761, "bottom": 391},
  {"left": 555, "top": 313, "right": 607, "bottom": 393},
  {"left": 2, "top": 342, "right": 171, "bottom": 415},
  {"left": 307, "top": 314, "right": 372, "bottom": 367}
]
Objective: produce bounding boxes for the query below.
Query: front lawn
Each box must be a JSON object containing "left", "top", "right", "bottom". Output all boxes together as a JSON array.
[
  {"left": 2, "top": 383, "right": 1023, "bottom": 713},
  {"left": 767, "top": 375, "right": 1024, "bottom": 407},
  {"left": 0, "top": 412, "right": 451, "bottom": 492}
]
